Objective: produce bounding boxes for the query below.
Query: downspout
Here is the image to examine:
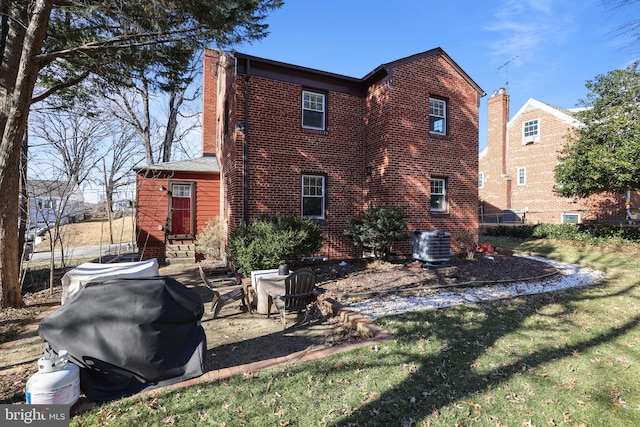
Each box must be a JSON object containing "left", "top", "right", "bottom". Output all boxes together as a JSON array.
[{"left": 242, "top": 59, "right": 250, "bottom": 226}]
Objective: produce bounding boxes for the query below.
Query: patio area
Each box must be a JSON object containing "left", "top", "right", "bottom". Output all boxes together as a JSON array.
[{"left": 158, "top": 264, "right": 369, "bottom": 371}]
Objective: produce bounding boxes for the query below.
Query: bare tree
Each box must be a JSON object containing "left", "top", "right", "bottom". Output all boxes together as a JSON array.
[
  {"left": 605, "top": 0, "right": 640, "bottom": 46},
  {"left": 101, "top": 127, "right": 144, "bottom": 244},
  {"left": 102, "top": 52, "right": 202, "bottom": 165},
  {"left": 30, "top": 104, "right": 107, "bottom": 187},
  {"left": 1, "top": 0, "right": 282, "bottom": 307},
  {"left": 102, "top": 127, "right": 144, "bottom": 210}
]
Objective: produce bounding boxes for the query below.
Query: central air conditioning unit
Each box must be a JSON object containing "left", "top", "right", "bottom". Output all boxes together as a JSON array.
[{"left": 411, "top": 230, "right": 452, "bottom": 263}]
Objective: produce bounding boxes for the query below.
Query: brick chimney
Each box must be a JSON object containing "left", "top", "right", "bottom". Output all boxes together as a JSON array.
[
  {"left": 488, "top": 88, "right": 509, "bottom": 175},
  {"left": 483, "top": 88, "right": 511, "bottom": 210},
  {"left": 202, "top": 50, "right": 236, "bottom": 156},
  {"left": 201, "top": 49, "right": 220, "bottom": 155}
]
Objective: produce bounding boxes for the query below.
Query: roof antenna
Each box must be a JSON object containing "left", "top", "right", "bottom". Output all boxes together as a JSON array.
[{"left": 497, "top": 56, "right": 519, "bottom": 93}]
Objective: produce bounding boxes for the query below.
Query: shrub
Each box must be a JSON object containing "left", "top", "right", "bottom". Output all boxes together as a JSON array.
[
  {"left": 483, "top": 222, "right": 640, "bottom": 247},
  {"left": 483, "top": 225, "right": 536, "bottom": 238},
  {"left": 195, "top": 217, "right": 223, "bottom": 260},
  {"left": 344, "top": 207, "right": 408, "bottom": 259},
  {"left": 226, "top": 214, "right": 322, "bottom": 276},
  {"left": 452, "top": 229, "right": 478, "bottom": 260}
]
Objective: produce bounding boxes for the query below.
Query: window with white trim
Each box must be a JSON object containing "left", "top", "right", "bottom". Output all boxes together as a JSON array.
[
  {"left": 430, "top": 177, "right": 447, "bottom": 212},
  {"left": 302, "top": 174, "right": 325, "bottom": 218},
  {"left": 302, "top": 90, "right": 326, "bottom": 130},
  {"left": 429, "top": 98, "right": 447, "bottom": 135},
  {"left": 517, "top": 167, "right": 526, "bottom": 186},
  {"left": 172, "top": 184, "right": 192, "bottom": 197},
  {"left": 478, "top": 172, "right": 484, "bottom": 189},
  {"left": 522, "top": 119, "right": 539, "bottom": 143}
]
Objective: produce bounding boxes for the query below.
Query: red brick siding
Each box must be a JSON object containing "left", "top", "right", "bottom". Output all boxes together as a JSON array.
[
  {"left": 239, "top": 76, "right": 365, "bottom": 257},
  {"left": 206, "top": 49, "right": 482, "bottom": 259},
  {"left": 508, "top": 108, "right": 580, "bottom": 223},
  {"left": 480, "top": 93, "right": 640, "bottom": 223},
  {"left": 370, "top": 55, "right": 480, "bottom": 252}
]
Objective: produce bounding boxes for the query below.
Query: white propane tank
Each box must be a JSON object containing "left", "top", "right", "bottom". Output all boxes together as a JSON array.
[{"left": 25, "top": 350, "right": 80, "bottom": 405}]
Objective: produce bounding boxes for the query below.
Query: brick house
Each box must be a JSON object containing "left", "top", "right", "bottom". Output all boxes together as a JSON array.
[
  {"left": 479, "top": 89, "right": 640, "bottom": 224},
  {"left": 206, "top": 47, "right": 484, "bottom": 260},
  {"left": 135, "top": 47, "right": 485, "bottom": 263}
]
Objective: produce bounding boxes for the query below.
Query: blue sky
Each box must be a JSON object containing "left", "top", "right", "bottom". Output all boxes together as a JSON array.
[{"left": 236, "top": 0, "right": 640, "bottom": 150}]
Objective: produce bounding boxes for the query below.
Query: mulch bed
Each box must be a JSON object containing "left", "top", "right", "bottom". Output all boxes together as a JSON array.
[{"left": 308, "top": 253, "right": 558, "bottom": 300}]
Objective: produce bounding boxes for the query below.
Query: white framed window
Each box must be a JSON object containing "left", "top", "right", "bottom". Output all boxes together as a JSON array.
[
  {"left": 430, "top": 177, "right": 447, "bottom": 212},
  {"left": 517, "top": 167, "right": 526, "bottom": 186},
  {"left": 302, "top": 174, "right": 325, "bottom": 218},
  {"left": 429, "top": 98, "right": 447, "bottom": 135},
  {"left": 302, "top": 90, "right": 326, "bottom": 130},
  {"left": 478, "top": 172, "right": 484, "bottom": 189},
  {"left": 172, "top": 184, "right": 192, "bottom": 197},
  {"left": 561, "top": 213, "right": 580, "bottom": 224},
  {"left": 522, "top": 119, "right": 539, "bottom": 144}
]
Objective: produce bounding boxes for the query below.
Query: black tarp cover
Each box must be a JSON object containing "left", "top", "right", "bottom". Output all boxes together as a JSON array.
[{"left": 39, "top": 276, "right": 206, "bottom": 402}]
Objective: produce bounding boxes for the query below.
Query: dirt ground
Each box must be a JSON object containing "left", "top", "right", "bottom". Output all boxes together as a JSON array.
[{"left": 0, "top": 253, "right": 556, "bottom": 404}]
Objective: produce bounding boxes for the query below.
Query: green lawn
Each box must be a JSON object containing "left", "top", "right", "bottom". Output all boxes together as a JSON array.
[{"left": 71, "top": 237, "right": 640, "bottom": 426}]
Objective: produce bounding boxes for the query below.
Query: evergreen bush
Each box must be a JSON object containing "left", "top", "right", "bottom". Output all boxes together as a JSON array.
[
  {"left": 344, "top": 207, "right": 408, "bottom": 259},
  {"left": 226, "top": 214, "right": 322, "bottom": 275},
  {"left": 483, "top": 222, "right": 640, "bottom": 246}
]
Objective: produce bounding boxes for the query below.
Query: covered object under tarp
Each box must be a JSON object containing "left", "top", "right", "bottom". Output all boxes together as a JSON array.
[
  {"left": 60, "top": 258, "right": 160, "bottom": 304},
  {"left": 39, "top": 276, "right": 206, "bottom": 402}
]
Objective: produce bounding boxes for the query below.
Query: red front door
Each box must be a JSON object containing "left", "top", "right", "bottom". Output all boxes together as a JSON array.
[{"left": 169, "top": 183, "right": 193, "bottom": 237}]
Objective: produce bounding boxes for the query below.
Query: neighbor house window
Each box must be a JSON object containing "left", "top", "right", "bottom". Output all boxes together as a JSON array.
[
  {"left": 302, "top": 174, "right": 325, "bottom": 218},
  {"left": 429, "top": 98, "right": 447, "bottom": 135},
  {"left": 517, "top": 167, "right": 526, "bottom": 186},
  {"left": 523, "top": 119, "right": 539, "bottom": 143},
  {"left": 430, "top": 177, "right": 447, "bottom": 212},
  {"left": 478, "top": 172, "right": 484, "bottom": 189},
  {"left": 302, "top": 90, "right": 326, "bottom": 130},
  {"left": 36, "top": 198, "right": 55, "bottom": 209}
]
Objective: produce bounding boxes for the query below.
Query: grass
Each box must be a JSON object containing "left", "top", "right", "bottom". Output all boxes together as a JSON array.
[
  {"left": 69, "top": 237, "right": 640, "bottom": 426},
  {"left": 33, "top": 215, "right": 135, "bottom": 252}
]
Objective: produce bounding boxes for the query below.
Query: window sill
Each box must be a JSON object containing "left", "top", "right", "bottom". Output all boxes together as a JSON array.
[
  {"left": 302, "top": 216, "right": 326, "bottom": 221},
  {"left": 428, "top": 132, "right": 449, "bottom": 140},
  {"left": 302, "top": 127, "right": 328, "bottom": 136}
]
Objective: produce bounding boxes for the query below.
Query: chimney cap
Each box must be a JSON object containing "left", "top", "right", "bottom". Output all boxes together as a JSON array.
[{"left": 491, "top": 87, "right": 507, "bottom": 97}]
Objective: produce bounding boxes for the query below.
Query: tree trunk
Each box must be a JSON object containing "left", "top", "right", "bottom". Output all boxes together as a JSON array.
[
  {"left": 0, "top": 0, "right": 52, "bottom": 308},
  {"left": 103, "top": 159, "right": 114, "bottom": 244},
  {"left": 161, "top": 90, "right": 184, "bottom": 163},
  {"left": 18, "top": 129, "right": 29, "bottom": 263}
]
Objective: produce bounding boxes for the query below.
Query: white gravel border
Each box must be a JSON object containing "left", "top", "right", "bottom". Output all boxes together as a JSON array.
[{"left": 347, "top": 256, "right": 605, "bottom": 320}]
